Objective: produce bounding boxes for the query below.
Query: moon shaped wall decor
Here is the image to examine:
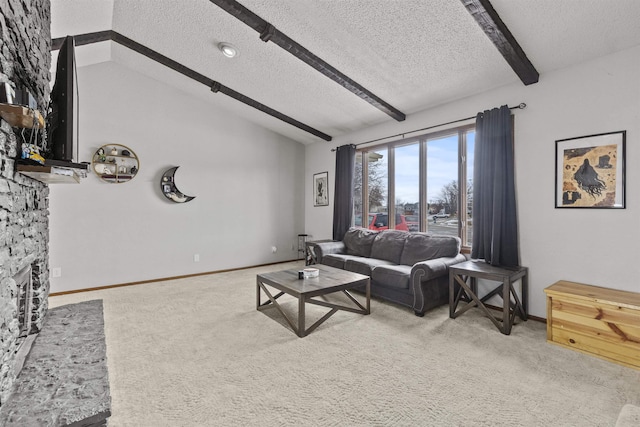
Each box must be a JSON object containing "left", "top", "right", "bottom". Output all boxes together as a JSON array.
[{"left": 161, "top": 166, "right": 196, "bottom": 203}]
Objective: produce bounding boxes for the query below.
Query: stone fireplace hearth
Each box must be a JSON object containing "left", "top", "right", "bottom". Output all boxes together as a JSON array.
[{"left": 0, "top": 300, "right": 111, "bottom": 426}]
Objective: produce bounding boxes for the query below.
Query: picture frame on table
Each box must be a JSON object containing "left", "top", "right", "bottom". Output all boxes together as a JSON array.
[{"left": 555, "top": 130, "right": 625, "bottom": 209}]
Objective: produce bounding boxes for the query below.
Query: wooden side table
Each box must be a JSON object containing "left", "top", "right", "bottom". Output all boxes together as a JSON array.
[{"left": 449, "top": 260, "right": 528, "bottom": 335}]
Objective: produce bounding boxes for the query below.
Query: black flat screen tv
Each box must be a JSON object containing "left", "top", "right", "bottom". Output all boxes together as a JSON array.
[{"left": 46, "top": 35, "right": 77, "bottom": 162}]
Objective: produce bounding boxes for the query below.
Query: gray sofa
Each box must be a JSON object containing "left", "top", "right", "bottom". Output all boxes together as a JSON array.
[{"left": 312, "top": 228, "right": 466, "bottom": 316}]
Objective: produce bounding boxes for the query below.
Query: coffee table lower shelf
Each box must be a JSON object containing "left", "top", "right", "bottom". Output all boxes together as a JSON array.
[{"left": 256, "top": 265, "right": 370, "bottom": 337}]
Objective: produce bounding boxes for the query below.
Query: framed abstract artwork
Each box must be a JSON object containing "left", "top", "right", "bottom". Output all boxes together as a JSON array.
[
  {"left": 555, "top": 131, "right": 625, "bottom": 208},
  {"left": 313, "top": 171, "right": 329, "bottom": 206}
]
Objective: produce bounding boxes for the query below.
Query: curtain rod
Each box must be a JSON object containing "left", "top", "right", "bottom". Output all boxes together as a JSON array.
[{"left": 331, "top": 103, "right": 526, "bottom": 151}]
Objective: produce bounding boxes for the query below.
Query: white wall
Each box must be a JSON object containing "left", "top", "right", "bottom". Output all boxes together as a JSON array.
[
  {"left": 49, "top": 61, "right": 305, "bottom": 293},
  {"left": 305, "top": 45, "right": 640, "bottom": 318}
]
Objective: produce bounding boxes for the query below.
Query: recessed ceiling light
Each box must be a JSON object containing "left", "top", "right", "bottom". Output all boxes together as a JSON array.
[{"left": 218, "top": 42, "right": 238, "bottom": 58}]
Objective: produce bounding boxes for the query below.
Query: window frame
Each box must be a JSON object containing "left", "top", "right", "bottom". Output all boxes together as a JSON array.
[{"left": 354, "top": 123, "right": 475, "bottom": 250}]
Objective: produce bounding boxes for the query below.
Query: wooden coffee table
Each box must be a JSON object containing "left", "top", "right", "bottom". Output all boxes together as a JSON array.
[{"left": 256, "top": 264, "right": 370, "bottom": 337}]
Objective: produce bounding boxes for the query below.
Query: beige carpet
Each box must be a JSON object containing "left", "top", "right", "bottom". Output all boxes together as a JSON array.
[{"left": 49, "top": 261, "right": 640, "bottom": 426}]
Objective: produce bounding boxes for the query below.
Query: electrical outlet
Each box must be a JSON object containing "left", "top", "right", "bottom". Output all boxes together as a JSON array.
[
  {"left": 52, "top": 267, "right": 62, "bottom": 278},
  {"left": 193, "top": 254, "right": 200, "bottom": 262},
  {"left": 271, "top": 246, "right": 277, "bottom": 253}
]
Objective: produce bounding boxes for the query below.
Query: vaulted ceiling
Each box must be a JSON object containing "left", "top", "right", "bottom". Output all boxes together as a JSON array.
[{"left": 50, "top": 0, "right": 640, "bottom": 144}]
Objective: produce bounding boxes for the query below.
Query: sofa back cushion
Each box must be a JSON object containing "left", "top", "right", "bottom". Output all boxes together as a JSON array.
[
  {"left": 400, "top": 233, "right": 461, "bottom": 266},
  {"left": 370, "top": 230, "right": 408, "bottom": 264},
  {"left": 343, "top": 228, "right": 378, "bottom": 257}
]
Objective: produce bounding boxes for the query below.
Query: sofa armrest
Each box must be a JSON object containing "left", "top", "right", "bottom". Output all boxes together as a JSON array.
[
  {"left": 411, "top": 254, "right": 467, "bottom": 281},
  {"left": 411, "top": 254, "right": 466, "bottom": 316},
  {"left": 311, "top": 241, "right": 346, "bottom": 264}
]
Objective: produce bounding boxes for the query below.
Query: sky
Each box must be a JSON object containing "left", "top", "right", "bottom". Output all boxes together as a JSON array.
[{"left": 374, "top": 131, "right": 475, "bottom": 205}]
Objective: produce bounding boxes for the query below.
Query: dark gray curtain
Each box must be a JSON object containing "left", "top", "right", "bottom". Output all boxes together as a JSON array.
[
  {"left": 471, "top": 105, "right": 519, "bottom": 267},
  {"left": 332, "top": 144, "right": 356, "bottom": 241}
]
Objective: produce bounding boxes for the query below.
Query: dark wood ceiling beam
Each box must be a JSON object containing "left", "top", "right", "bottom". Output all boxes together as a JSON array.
[
  {"left": 461, "top": 0, "right": 539, "bottom": 85},
  {"left": 209, "top": 0, "right": 407, "bottom": 122},
  {"left": 110, "top": 32, "right": 214, "bottom": 87},
  {"left": 212, "top": 84, "right": 331, "bottom": 140},
  {"left": 52, "top": 31, "right": 112, "bottom": 50},
  {"left": 51, "top": 31, "right": 332, "bottom": 141}
]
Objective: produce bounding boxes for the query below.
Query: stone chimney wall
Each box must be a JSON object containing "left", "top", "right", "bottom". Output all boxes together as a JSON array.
[{"left": 0, "top": 0, "right": 52, "bottom": 406}]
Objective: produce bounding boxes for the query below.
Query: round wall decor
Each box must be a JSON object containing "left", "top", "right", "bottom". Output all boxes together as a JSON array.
[{"left": 92, "top": 144, "right": 139, "bottom": 183}]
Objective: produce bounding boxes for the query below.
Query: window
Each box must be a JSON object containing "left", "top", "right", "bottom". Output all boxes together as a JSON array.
[
  {"left": 395, "top": 142, "right": 420, "bottom": 231},
  {"left": 465, "top": 131, "right": 475, "bottom": 246},
  {"left": 354, "top": 125, "right": 475, "bottom": 248}
]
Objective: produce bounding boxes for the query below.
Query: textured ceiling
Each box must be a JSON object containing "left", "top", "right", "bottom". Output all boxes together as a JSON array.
[{"left": 50, "top": 0, "right": 640, "bottom": 144}]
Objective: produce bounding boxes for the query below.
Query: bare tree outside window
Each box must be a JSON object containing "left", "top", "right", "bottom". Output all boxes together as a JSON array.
[
  {"left": 432, "top": 179, "right": 472, "bottom": 217},
  {"left": 368, "top": 151, "right": 387, "bottom": 213},
  {"left": 353, "top": 151, "right": 387, "bottom": 223}
]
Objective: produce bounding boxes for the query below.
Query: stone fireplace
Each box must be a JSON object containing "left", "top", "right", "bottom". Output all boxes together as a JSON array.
[
  {"left": 0, "top": 3, "right": 111, "bottom": 423},
  {"left": 0, "top": 0, "right": 52, "bottom": 408}
]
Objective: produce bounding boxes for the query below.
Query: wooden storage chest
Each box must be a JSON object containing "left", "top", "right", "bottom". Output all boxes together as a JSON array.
[{"left": 544, "top": 281, "right": 640, "bottom": 370}]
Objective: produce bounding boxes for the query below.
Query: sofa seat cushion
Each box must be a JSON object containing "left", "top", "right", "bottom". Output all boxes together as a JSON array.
[
  {"left": 371, "top": 265, "right": 413, "bottom": 289},
  {"left": 343, "top": 228, "right": 378, "bottom": 257},
  {"left": 344, "top": 257, "right": 394, "bottom": 276},
  {"left": 400, "top": 233, "right": 461, "bottom": 266},
  {"left": 322, "top": 254, "right": 367, "bottom": 269},
  {"left": 370, "top": 230, "right": 408, "bottom": 264}
]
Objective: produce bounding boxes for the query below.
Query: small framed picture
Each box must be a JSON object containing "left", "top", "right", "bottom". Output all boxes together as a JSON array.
[
  {"left": 313, "top": 172, "right": 329, "bottom": 207},
  {"left": 555, "top": 130, "right": 625, "bottom": 208},
  {"left": 163, "top": 184, "right": 172, "bottom": 193}
]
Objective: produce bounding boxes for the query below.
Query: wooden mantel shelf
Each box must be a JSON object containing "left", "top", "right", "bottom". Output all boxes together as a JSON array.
[
  {"left": 0, "top": 103, "right": 45, "bottom": 129},
  {"left": 17, "top": 160, "right": 88, "bottom": 184}
]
